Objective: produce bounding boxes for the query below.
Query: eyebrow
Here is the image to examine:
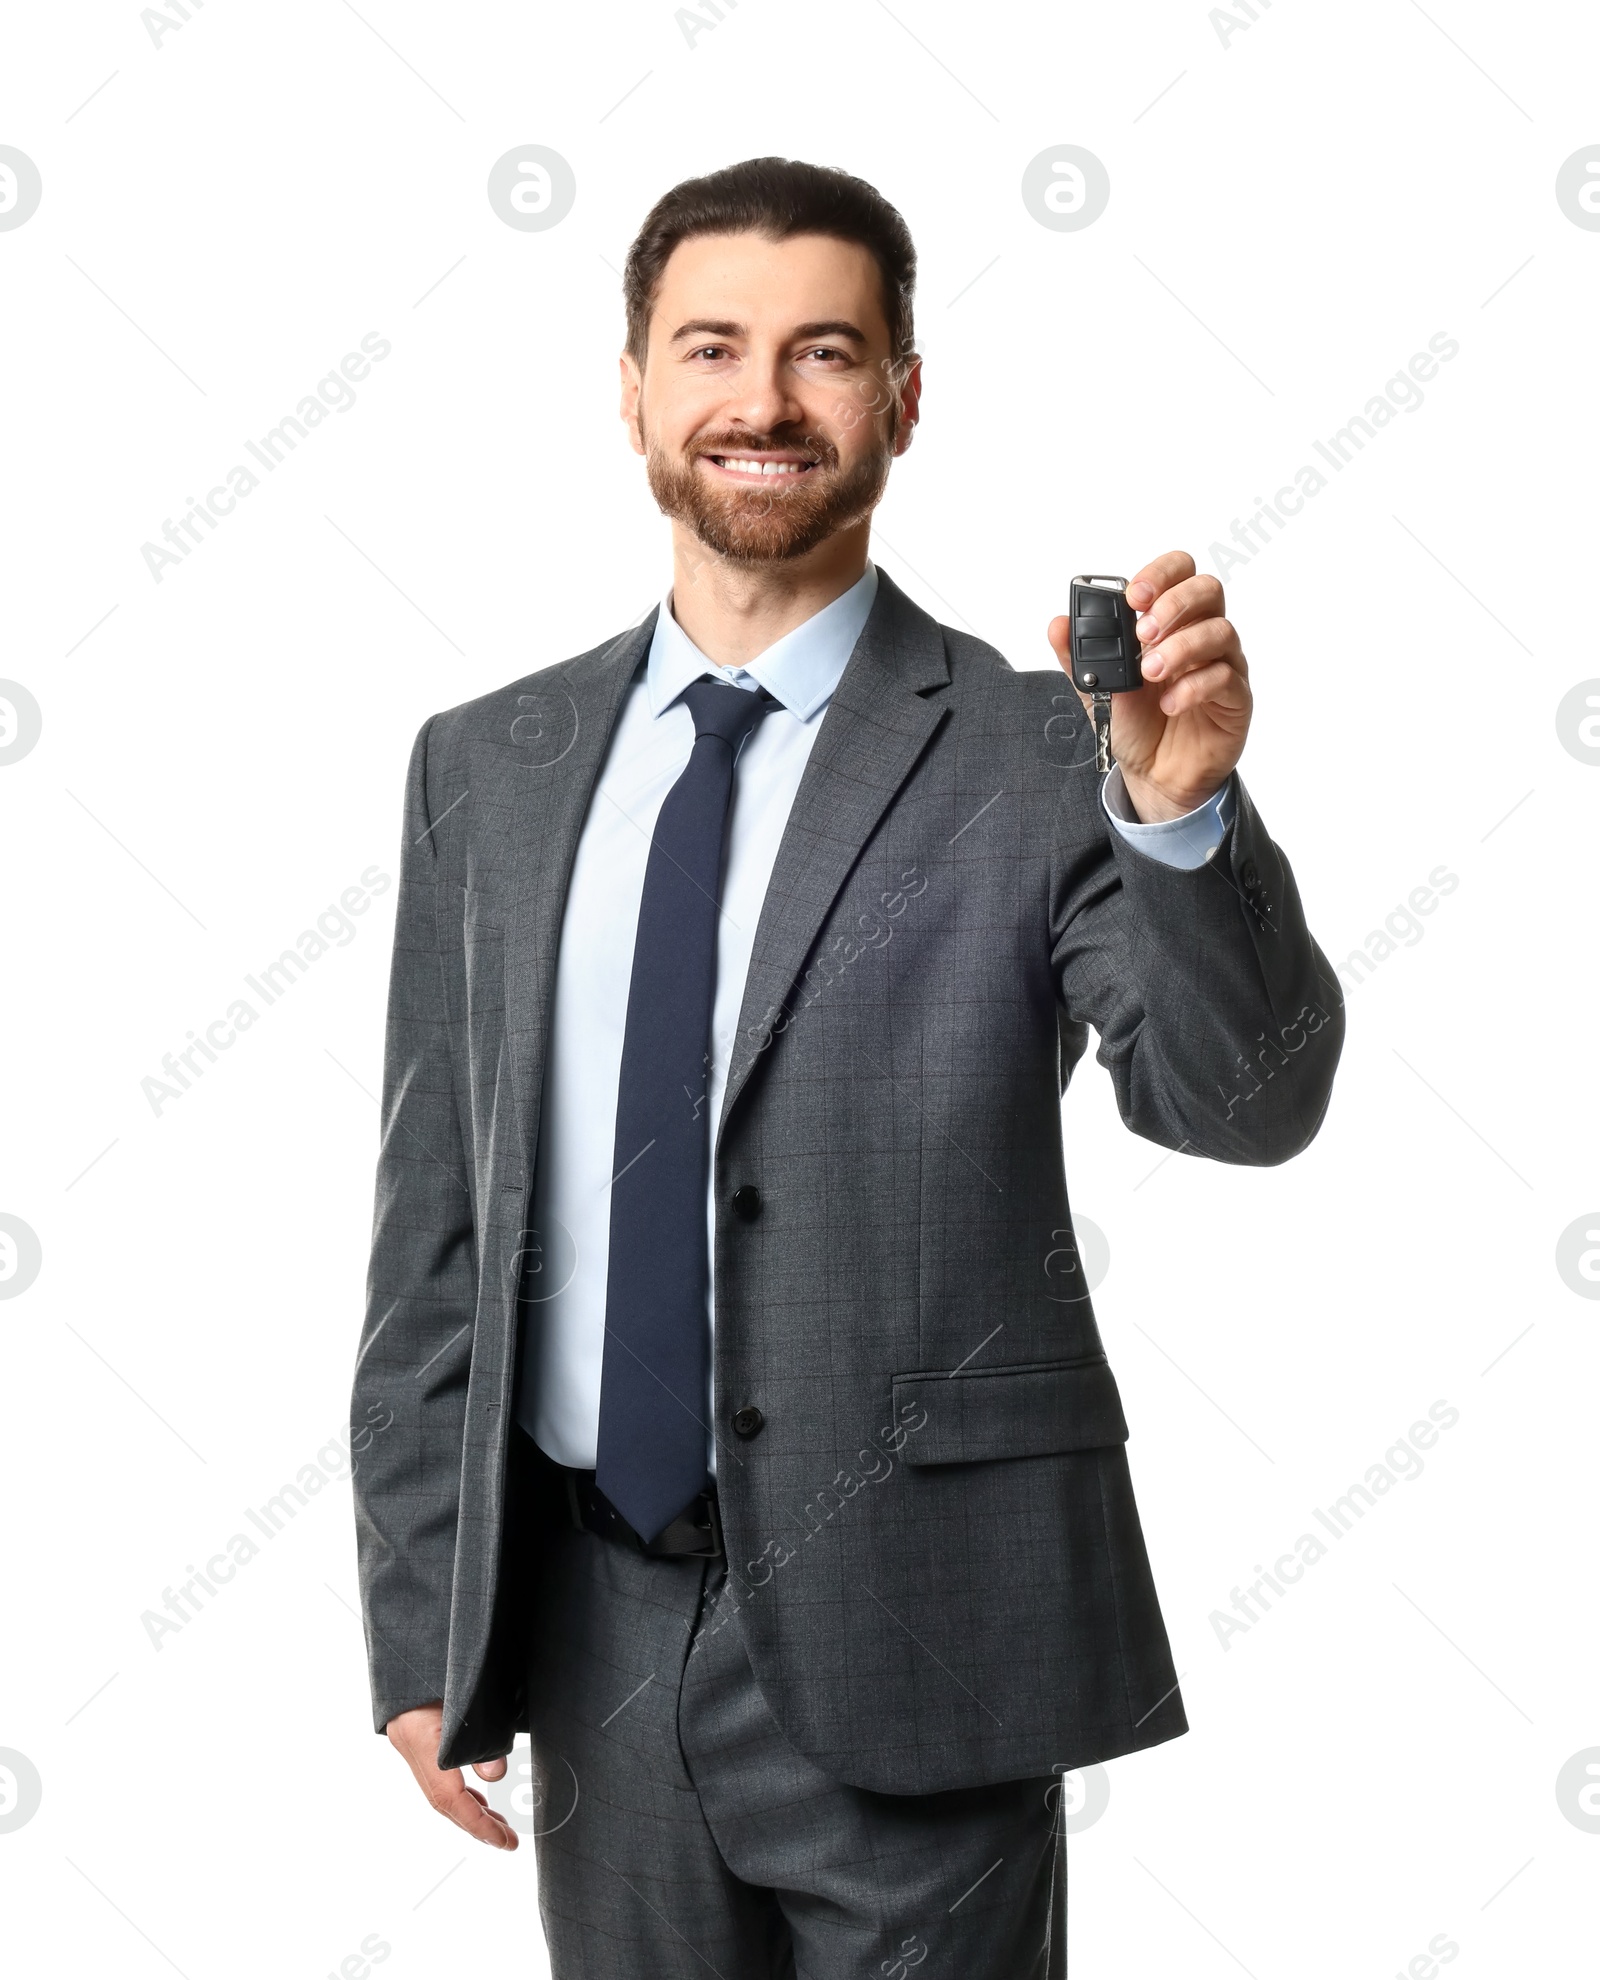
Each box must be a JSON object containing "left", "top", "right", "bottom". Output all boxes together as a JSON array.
[{"left": 667, "top": 318, "right": 869, "bottom": 347}]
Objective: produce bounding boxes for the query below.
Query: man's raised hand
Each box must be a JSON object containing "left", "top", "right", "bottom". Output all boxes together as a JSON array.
[{"left": 1048, "top": 549, "right": 1252, "bottom": 821}]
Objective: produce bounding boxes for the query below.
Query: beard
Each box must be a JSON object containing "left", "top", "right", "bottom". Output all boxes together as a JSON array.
[{"left": 642, "top": 415, "right": 894, "bottom": 565}]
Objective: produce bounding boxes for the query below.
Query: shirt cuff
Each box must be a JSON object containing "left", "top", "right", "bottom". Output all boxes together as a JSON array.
[{"left": 1100, "top": 762, "right": 1235, "bottom": 870}]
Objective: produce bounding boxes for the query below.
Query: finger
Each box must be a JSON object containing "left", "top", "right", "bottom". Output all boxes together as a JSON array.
[
  {"left": 1154, "top": 656, "right": 1252, "bottom": 719},
  {"left": 456, "top": 1786, "right": 517, "bottom": 1843},
  {"left": 473, "top": 1756, "right": 509, "bottom": 1782},
  {"left": 433, "top": 1781, "right": 518, "bottom": 1849},
  {"left": 1139, "top": 617, "right": 1238, "bottom": 686},
  {"left": 1134, "top": 572, "right": 1225, "bottom": 645},
  {"left": 1124, "top": 550, "right": 1196, "bottom": 612},
  {"left": 1046, "top": 613, "right": 1071, "bottom": 668},
  {"left": 396, "top": 1746, "right": 519, "bottom": 1851}
]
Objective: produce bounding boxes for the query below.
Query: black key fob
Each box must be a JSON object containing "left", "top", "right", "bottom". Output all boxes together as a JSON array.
[{"left": 1067, "top": 575, "right": 1141, "bottom": 693}]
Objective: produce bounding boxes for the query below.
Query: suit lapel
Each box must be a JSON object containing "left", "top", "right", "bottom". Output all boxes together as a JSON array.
[
  {"left": 715, "top": 568, "right": 950, "bottom": 1152},
  {"left": 502, "top": 611, "right": 657, "bottom": 1176}
]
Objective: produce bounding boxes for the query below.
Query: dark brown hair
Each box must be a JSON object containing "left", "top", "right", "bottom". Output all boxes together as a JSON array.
[{"left": 622, "top": 157, "right": 918, "bottom": 384}]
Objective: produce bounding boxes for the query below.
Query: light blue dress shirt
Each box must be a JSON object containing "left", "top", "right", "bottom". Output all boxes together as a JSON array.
[{"left": 522, "top": 561, "right": 1231, "bottom": 1473}]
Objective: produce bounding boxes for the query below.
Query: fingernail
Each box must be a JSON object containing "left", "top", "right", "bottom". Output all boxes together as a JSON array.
[
  {"left": 1142, "top": 651, "right": 1164, "bottom": 679},
  {"left": 1136, "top": 613, "right": 1161, "bottom": 641},
  {"left": 1128, "top": 582, "right": 1153, "bottom": 606}
]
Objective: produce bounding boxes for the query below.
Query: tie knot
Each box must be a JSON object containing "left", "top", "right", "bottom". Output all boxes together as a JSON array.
[{"left": 680, "top": 676, "right": 773, "bottom": 750}]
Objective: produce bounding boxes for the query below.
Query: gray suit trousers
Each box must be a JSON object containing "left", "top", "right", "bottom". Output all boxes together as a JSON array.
[{"left": 522, "top": 1441, "right": 1068, "bottom": 1979}]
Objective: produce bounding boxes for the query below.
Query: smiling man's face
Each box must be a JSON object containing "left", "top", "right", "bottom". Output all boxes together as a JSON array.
[{"left": 621, "top": 229, "right": 920, "bottom": 566}]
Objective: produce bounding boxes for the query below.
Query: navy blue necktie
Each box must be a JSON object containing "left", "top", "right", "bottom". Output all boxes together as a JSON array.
[{"left": 594, "top": 675, "right": 772, "bottom": 1543}]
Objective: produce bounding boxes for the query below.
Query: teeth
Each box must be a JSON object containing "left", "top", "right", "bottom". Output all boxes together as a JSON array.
[{"left": 715, "top": 457, "right": 808, "bottom": 476}]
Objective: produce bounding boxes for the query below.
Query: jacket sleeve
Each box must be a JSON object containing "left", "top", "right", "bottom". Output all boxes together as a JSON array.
[
  {"left": 350, "top": 716, "right": 478, "bottom": 1733},
  {"left": 1050, "top": 770, "right": 1344, "bottom": 1164}
]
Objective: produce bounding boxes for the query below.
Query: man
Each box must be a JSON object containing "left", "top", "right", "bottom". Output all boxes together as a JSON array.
[{"left": 351, "top": 156, "right": 1343, "bottom": 1977}]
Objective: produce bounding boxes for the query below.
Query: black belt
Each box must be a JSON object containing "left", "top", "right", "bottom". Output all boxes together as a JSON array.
[{"left": 561, "top": 1468, "right": 724, "bottom": 1560}]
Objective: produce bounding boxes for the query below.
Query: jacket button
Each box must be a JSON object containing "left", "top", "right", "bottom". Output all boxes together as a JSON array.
[
  {"left": 1239, "top": 858, "right": 1260, "bottom": 893},
  {"left": 732, "top": 1404, "right": 765, "bottom": 1439},
  {"left": 731, "top": 1185, "right": 762, "bottom": 1222}
]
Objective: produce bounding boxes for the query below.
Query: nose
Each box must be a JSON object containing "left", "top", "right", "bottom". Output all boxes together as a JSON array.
[{"left": 717, "top": 347, "right": 806, "bottom": 437}]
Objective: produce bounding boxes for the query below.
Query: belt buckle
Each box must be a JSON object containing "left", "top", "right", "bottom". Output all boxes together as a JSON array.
[
  {"left": 687, "top": 1488, "right": 723, "bottom": 1560},
  {"left": 648, "top": 1488, "right": 722, "bottom": 1560}
]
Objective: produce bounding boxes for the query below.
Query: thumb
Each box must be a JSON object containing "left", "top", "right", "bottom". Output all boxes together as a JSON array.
[{"left": 472, "top": 1755, "right": 510, "bottom": 1782}]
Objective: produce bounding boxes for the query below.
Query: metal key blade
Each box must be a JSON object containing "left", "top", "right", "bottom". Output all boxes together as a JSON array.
[{"left": 1093, "top": 691, "right": 1113, "bottom": 773}]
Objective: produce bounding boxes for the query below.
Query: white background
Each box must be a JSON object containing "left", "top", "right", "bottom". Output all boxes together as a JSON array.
[{"left": 2, "top": 1, "right": 1596, "bottom": 1974}]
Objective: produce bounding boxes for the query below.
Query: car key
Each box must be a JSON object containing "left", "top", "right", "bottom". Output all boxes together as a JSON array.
[{"left": 1067, "top": 575, "right": 1142, "bottom": 773}]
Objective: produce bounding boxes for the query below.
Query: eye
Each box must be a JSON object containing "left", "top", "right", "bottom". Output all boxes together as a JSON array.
[
  {"left": 688, "top": 344, "right": 730, "bottom": 361},
  {"left": 802, "top": 345, "right": 848, "bottom": 363}
]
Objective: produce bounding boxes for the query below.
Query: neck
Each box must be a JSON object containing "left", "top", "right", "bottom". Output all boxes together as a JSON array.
[{"left": 667, "top": 520, "right": 871, "bottom": 667}]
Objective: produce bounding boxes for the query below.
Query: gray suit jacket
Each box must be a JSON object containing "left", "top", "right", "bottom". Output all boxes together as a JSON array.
[{"left": 351, "top": 567, "right": 1343, "bottom": 1793}]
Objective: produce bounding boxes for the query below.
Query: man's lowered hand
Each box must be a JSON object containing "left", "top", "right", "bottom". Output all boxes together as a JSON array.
[{"left": 386, "top": 1703, "right": 519, "bottom": 1851}]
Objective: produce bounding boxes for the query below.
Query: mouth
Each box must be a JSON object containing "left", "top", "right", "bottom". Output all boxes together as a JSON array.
[{"left": 698, "top": 451, "right": 821, "bottom": 483}]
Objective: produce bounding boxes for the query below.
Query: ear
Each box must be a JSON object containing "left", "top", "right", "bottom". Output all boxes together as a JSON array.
[
  {"left": 891, "top": 355, "right": 924, "bottom": 458},
  {"left": 620, "top": 350, "right": 645, "bottom": 456}
]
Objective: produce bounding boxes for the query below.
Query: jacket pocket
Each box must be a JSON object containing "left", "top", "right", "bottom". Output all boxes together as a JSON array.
[{"left": 892, "top": 1354, "right": 1129, "bottom": 1466}]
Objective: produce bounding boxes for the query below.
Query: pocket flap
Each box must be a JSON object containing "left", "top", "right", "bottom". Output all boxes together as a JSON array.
[{"left": 893, "top": 1355, "right": 1129, "bottom": 1466}]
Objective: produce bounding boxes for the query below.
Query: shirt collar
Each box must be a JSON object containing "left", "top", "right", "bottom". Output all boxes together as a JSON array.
[{"left": 645, "top": 562, "right": 878, "bottom": 724}]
